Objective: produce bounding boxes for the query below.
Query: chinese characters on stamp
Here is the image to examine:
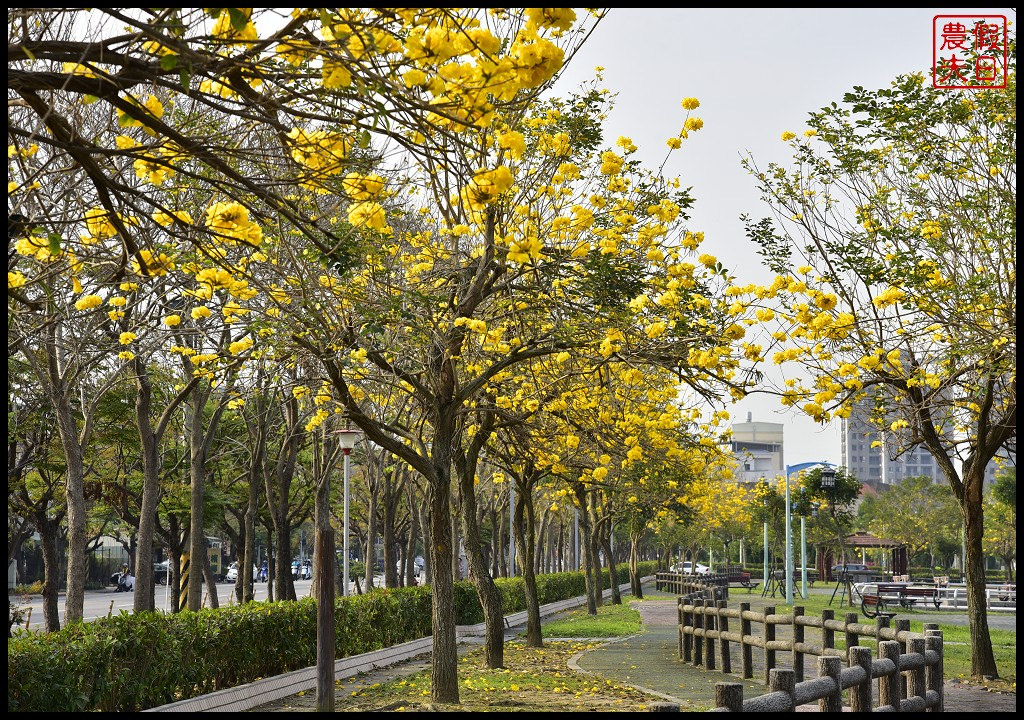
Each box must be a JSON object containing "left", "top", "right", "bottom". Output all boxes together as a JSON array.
[{"left": 933, "top": 15, "right": 1007, "bottom": 89}]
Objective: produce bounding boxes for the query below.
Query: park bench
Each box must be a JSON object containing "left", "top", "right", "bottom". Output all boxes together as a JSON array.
[
  {"left": 722, "top": 564, "right": 756, "bottom": 591},
  {"left": 860, "top": 583, "right": 941, "bottom": 618}
]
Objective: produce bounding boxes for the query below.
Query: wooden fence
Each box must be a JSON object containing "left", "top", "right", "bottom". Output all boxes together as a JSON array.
[
  {"left": 676, "top": 593, "right": 944, "bottom": 712},
  {"left": 655, "top": 572, "right": 729, "bottom": 599}
]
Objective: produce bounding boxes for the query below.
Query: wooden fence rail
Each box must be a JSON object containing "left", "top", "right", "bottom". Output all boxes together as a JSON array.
[{"left": 673, "top": 593, "right": 944, "bottom": 712}]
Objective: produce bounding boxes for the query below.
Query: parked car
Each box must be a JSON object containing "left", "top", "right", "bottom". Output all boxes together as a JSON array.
[
  {"left": 672, "top": 561, "right": 710, "bottom": 575},
  {"left": 831, "top": 563, "right": 869, "bottom": 575}
]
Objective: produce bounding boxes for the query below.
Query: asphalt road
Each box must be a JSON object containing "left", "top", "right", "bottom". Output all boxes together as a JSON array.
[{"left": 11, "top": 576, "right": 381, "bottom": 631}]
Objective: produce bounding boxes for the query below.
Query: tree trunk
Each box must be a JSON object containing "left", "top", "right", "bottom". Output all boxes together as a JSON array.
[
  {"left": 201, "top": 544, "right": 219, "bottom": 608},
  {"left": 602, "top": 528, "right": 621, "bottom": 605},
  {"left": 275, "top": 520, "right": 294, "bottom": 601},
  {"left": 458, "top": 464, "right": 504, "bottom": 668},
  {"left": 51, "top": 388, "right": 86, "bottom": 624},
  {"left": 489, "top": 507, "right": 500, "bottom": 578},
  {"left": 383, "top": 492, "right": 398, "bottom": 588},
  {"left": 406, "top": 483, "right": 419, "bottom": 586},
  {"left": 418, "top": 500, "right": 432, "bottom": 585},
  {"left": 629, "top": 533, "right": 643, "bottom": 599},
  {"left": 186, "top": 389, "right": 208, "bottom": 612},
  {"left": 314, "top": 460, "right": 336, "bottom": 711},
  {"left": 513, "top": 475, "right": 542, "bottom": 647},
  {"left": 495, "top": 508, "right": 508, "bottom": 578},
  {"left": 36, "top": 514, "right": 62, "bottom": 631},
  {"left": 428, "top": 471, "right": 459, "bottom": 703},
  {"left": 365, "top": 484, "right": 378, "bottom": 591},
  {"left": 132, "top": 358, "right": 159, "bottom": 613},
  {"left": 961, "top": 488, "right": 998, "bottom": 676}
]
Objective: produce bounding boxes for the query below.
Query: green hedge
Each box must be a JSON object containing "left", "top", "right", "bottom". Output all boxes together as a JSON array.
[
  {"left": 8, "top": 562, "right": 656, "bottom": 712},
  {"left": 452, "top": 561, "right": 658, "bottom": 625}
]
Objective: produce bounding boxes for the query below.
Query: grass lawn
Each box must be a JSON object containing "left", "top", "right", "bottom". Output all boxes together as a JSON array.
[
  {"left": 331, "top": 641, "right": 659, "bottom": 711},
  {"left": 541, "top": 602, "right": 645, "bottom": 638}
]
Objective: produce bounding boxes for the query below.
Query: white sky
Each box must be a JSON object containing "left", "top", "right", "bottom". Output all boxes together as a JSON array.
[{"left": 549, "top": 7, "right": 1013, "bottom": 467}]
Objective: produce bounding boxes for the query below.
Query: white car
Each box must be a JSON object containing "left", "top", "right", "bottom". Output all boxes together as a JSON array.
[{"left": 674, "top": 561, "right": 710, "bottom": 575}]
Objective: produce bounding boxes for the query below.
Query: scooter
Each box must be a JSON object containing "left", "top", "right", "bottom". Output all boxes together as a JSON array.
[{"left": 116, "top": 571, "right": 135, "bottom": 593}]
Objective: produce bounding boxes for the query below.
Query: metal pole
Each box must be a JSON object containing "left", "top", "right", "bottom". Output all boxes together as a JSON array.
[
  {"left": 509, "top": 479, "right": 515, "bottom": 576},
  {"left": 343, "top": 449, "right": 350, "bottom": 597},
  {"left": 763, "top": 520, "right": 769, "bottom": 591},
  {"left": 785, "top": 468, "right": 794, "bottom": 604},
  {"left": 801, "top": 515, "right": 808, "bottom": 599}
]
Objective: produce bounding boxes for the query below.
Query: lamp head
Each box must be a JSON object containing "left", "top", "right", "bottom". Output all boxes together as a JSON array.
[{"left": 821, "top": 466, "right": 836, "bottom": 488}]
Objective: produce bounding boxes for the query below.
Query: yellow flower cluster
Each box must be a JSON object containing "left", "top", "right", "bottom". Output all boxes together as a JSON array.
[{"left": 205, "top": 201, "right": 263, "bottom": 246}]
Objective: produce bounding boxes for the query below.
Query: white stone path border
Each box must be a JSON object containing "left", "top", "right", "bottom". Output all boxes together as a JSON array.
[{"left": 145, "top": 576, "right": 653, "bottom": 712}]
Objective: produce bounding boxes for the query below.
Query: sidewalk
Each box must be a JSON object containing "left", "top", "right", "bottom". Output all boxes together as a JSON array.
[{"left": 574, "top": 590, "right": 1016, "bottom": 711}]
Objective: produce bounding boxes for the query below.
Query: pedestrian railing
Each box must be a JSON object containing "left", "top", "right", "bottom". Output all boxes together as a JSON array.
[{"left": 675, "top": 595, "right": 944, "bottom": 712}]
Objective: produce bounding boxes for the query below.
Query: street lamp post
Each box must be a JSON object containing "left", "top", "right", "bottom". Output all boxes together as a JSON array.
[
  {"left": 785, "top": 461, "right": 835, "bottom": 605},
  {"left": 335, "top": 428, "right": 362, "bottom": 596},
  {"left": 759, "top": 477, "right": 769, "bottom": 593},
  {"left": 315, "top": 426, "right": 361, "bottom": 713}
]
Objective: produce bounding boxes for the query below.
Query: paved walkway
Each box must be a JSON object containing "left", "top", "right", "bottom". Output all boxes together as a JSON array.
[{"left": 575, "top": 591, "right": 1016, "bottom": 712}]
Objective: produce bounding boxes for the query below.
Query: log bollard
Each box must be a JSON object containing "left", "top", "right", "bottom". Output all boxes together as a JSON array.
[
  {"left": 925, "top": 629, "right": 943, "bottom": 712},
  {"left": 764, "top": 606, "right": 776, "bottom": 685},
  {"left": 848, "top": 646, "right": 873, "bottom": 712},
  {"left": 817, "top": 655, "right": 842, "bottom": 712},
  {"left": 769, "top": 668, "right": 796, "bottom": 712},
  {"left": 715, "top": 682, "right": 744, "bottom": 712},
  {"left": 792, "top": 605, "right": 804, "bottom": 682},
  {"left": 878, "top": 640, "right": 902, "bottom": 710}
]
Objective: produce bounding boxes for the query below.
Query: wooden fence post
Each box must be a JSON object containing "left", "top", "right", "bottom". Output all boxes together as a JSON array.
[
  {"left": 764, "top": 605, "right": 776, "bottom": 685},
  {"left": 739, "top": 601, "right": 753, "bottom": 679},
  {"left": 693, "top": 597, "right": 704, "bottom": 667},
  {"left": 878, "top": 640, "right": 902, "bottom": 710},
  {"left": 718, "top": 599, "right": 731, "bottom": 674},
  {"left": 715, "top": 682, "right": 744, "bottom": 712},
  {"left": 848, "top": 646, "right": 873, "bottom": 712},
  {"left": 792, "top": 605, "right": 804, "bottom": 682},
  {"left": 817, "top": 655, "right": 842, "bottom": 712},
  {"left": 925, "top": 629, "right": 943, "bottom": 712},
  {"left": 769, "top": 668, "right": 796, "bottom": 712},
  {"left": 908, "top": 636, "right": 926, "bottom": 707},
  {"left": 844, "top": 612, "right": 859, "bottom": 655},
  {"left": 682, "top": 596, "right": 693, "bottom": 662},
  {"left": 895, "top": 617, "right": 910, "bottom": 699},
  {"left": 705, "top": 599, "right": 716, "bottom": 671},
  {"left": 821, "top": 608, "right": 834, "bottom": 654}
]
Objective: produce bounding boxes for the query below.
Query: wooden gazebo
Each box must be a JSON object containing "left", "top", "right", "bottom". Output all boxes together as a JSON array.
[{"left": 817, "top": 531, "right": 908, "bottom": 582}]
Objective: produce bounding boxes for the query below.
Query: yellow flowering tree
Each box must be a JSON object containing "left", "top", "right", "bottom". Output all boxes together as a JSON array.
[{"left": 743, "top": 66, "right": 1015, "bottom": 678}]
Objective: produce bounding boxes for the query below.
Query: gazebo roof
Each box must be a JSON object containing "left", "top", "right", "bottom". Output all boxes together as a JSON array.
[{"left": 844, "top": 531, "right": 901, "bottom": 548}]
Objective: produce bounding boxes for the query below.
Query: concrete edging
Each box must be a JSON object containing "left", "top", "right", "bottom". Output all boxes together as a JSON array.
[{"left": 145, "top": 575, "right": 654, "bottom": 712}]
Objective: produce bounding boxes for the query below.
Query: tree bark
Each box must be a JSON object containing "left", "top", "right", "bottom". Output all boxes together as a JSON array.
[
  {"left": 428, "top": 466, "right": 459, "bottom": 703},
  {"left": 513, "top": 473, "right": 542, "bottom": 647},
  {"left": 365, "top": 481, "right": 378, "bottom": 591},
  {"left": 961, "top": 475, "right": 998, "bottom": 677},
  {"left": 457, "top": 458, "right": 504, "bottom": 668},
  {"left": 36, "top": 514, "right": 62, "bottom": 631},
  {"left": 629, "top": 532, "right": 643, "bottom": 599}
]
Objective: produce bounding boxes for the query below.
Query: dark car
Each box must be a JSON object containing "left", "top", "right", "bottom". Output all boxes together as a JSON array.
[{"left": 831, "top": 563, "right": 869, "bottom": 574}]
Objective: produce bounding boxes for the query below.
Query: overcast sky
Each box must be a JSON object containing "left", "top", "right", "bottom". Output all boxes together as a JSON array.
[{"left": 548, "top": 7, "right": 1012, "bottom": 468}]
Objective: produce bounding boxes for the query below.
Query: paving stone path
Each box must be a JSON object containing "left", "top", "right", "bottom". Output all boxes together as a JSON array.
[{"left": 575, "top": 591, "right": 1016, "bottom": 712}]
